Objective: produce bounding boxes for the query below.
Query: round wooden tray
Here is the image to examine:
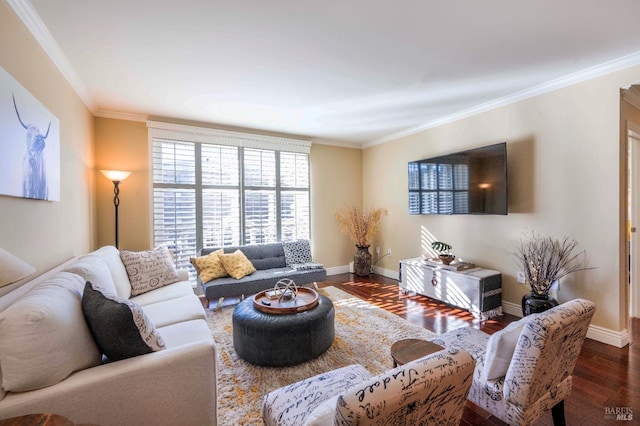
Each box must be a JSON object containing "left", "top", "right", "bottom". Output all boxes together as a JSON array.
[{"left": 253, "top": 287, "right": 319, "bottom": 314}]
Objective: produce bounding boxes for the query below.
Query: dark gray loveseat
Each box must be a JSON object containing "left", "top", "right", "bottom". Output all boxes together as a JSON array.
[{"left": 199, "top": 240, "right": 326, "bottom": 308}]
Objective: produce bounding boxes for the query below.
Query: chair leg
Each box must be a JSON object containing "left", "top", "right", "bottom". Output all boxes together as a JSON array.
[
  {"left": 214, "top": 297, "right": 225, "bottom": 311},
  {"left": 551, "top": 400, "right": 565, "bottom": 426}
]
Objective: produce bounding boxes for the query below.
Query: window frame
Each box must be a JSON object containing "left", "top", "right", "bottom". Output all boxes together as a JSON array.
[{"left": 148, "top": 121, "right": 312, "bottom": 277}]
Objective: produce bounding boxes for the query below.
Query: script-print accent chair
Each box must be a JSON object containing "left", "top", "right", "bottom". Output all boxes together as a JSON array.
[
  {"left": 262, "top": 348, "right": 475, "bottom": 426},
  {"left": 429, "top": 298, "right": 595, "bottom": 426}
]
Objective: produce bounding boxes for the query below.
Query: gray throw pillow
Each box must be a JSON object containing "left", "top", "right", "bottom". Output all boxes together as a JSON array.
[
  {"left": 82, "top": 282, "right": 165, "bottom": 361},
  {"left": 282, "top": 239, "right": 313, "bottom": 266}
]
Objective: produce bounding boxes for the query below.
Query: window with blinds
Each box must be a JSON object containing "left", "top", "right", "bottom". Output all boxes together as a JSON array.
[{"left": 149, "top": 124, "right": 311, "bottom": 281}]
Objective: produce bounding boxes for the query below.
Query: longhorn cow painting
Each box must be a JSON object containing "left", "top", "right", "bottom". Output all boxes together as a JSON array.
[{"left": 0, "top": 67, "right": 60, "bottom": 201}]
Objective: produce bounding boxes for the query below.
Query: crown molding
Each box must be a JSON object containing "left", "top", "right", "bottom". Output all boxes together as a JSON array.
[
  {"left": 8, "top": 0, "right": 96, "bottom": 112},
  {"left": 147, "top": 120, "right": 312, "bottom": 153},
  {"left": 310, "top": 138, "right": 364, "bottom": 150},
  {"left": 95, "top": 109, "right": 148, "bottom": 123},
  {"left": 365, "top": 50, "right": 640, "bottom": 148}
]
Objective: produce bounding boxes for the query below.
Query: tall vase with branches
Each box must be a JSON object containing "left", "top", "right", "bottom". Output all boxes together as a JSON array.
[
  {"left": 335, "top": 206, "right": 388, "bottom": 276},
  {"left": 513, "top": 230, "right": 594, "bottom": 315}
]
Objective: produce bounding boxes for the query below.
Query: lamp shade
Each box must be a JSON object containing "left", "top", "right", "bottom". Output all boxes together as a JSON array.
[
  {"left": 100, "top": 170, "right": 131, "bottom": 182},
  {"left": 0, "top": 248, "right": 36, "bottom": 288}
]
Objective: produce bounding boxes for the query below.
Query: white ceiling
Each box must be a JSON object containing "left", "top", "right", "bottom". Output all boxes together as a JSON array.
[{"left": 11, "top": 0, "right": 640, "bottom": 146}]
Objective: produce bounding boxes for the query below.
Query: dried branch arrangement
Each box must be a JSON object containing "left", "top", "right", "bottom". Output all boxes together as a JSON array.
[
  {"left": 513, "top": 230, "right": 594, "bottom": 296},
  {"left": 335, "top": 206, "right": 388, "bottom": 248}
]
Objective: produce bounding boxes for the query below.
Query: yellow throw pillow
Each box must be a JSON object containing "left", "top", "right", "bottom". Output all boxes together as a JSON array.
[
  {"left": 218, "top": 250, "right": 256, "bottom": 280},
  {"left": 190, "top": 249, "right": 227, "bottom": 283}
]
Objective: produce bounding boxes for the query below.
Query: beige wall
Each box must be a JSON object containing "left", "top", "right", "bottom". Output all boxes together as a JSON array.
[
  {"left": 364, "top": 65, "right": 640, "bottom": 333},
  {"left": 310, "top": 144, "right": 363, "bottom": 267},
  {"left": 95, "top": 118, "right": 149, "bottom": 251},
  {"left": 0, "top": 3, "right": 95, "bottom": 273}
]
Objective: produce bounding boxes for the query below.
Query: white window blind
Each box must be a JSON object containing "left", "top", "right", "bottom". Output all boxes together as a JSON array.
[{"left": 148, "top": 121, "right": 311, "bottom": 282}]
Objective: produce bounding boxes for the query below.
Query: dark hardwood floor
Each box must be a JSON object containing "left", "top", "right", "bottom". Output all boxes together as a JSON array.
[{"left": 318, "top": 273, "right": 639, "bottom": 426}]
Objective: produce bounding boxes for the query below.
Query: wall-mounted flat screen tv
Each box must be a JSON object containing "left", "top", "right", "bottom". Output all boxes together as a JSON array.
[{"left": 408, "top": 142, "right": 507, "bottom": 215}]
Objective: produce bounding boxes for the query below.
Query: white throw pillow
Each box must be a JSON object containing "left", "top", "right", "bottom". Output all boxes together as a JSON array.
[
  {"left": 483, "top": 318, "right": 526, "bottom": 381},
  {"left": 120, "top": 247, "right": 180, "bottom": 296},
  {"left": 92, "top": 245, "right": 133, "bottom": 298},
  {"left": 63, "top": 255, "right": 118, "bottom": 297},
  {"left": 0, "top": 272, "right": 102, "bottom": 392}
]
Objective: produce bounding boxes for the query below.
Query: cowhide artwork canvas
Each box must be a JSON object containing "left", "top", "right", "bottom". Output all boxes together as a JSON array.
[{"left": 0, "top": 66, "right": 60, "bottom": 201}]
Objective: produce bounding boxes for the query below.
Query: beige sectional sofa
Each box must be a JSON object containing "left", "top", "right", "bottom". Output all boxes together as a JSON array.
[{"left": 0, "top": 246, "right": 218, "bottom": 425}]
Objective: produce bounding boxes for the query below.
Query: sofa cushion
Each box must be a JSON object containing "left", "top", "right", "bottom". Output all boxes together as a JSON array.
[
  {"left": 190, "top": 248, "right": 227, "bottom": 282},
  {"left": 129, "top": 280, "right": 194, "bottom": 306},
  {"left": 120, "top": 247, "right": 180, "bottom": 296},
  {"left": 282, "top": 239, "right": 313, "bottom": 266},
  {"left": 158, "top": 319, "right": 215, "bottom": 348},
  {"left": 201, "top": 267, "right": 326, "bottom": 300},
  {"left": 219, "top": 250, "right": 256, "bottom": 279},
  {"left": 82, "top": 282, "right": 166, "bottom": 361},
  {"left": 0, "top": 272, "right": 101, "bottom": 392},
  {"left": 92, "top": 245, "right": 132, "bottom": 299},
  {"left": 203, "top": 243, "right": 287, "bottom": 270},
  {"left": 483, "top": 316, "right": 527, "bottom": 380},
  {"left": 141, "top": 294, "right": 206, "bottom": 328},
  {"left": 63, "top": 255, "right": 118, "bottom": 297}
]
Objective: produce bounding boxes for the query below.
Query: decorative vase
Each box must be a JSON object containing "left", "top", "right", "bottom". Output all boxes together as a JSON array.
[
  {"left": 438, "top": 254, "right": 455, "bottom": 265},
  {"left": 353, "top": 246, "right": 372, "bottom": 276},
  {"left": 521, "top": 292, "right": 559, "bottom": 316}
]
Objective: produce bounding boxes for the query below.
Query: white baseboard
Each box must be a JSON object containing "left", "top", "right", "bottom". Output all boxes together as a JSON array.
[
  {"left": 501, "top": 300, "right": 522, "bottom": 317},
  {"left": 326, "top": 265, "right": 350, "bottom": 275},
  {"left": 372, "top": 266, "right": 399, "bottom": 280},
  {"left": 586, "top": 324, "right": 630, "bottom": 348},
  {"left": 327, "top": 265, "right": 399, "bottom": 278}
]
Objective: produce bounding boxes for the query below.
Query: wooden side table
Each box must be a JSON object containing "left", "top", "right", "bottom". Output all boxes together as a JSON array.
[{"left": 391, "top": 338, "right": 444, "bottom": 367}]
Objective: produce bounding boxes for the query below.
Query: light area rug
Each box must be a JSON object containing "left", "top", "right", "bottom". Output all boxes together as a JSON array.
[{"left": 206, "top": 286, "right": 436, "bottom": 425}]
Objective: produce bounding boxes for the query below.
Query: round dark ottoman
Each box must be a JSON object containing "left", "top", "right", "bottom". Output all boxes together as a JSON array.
[{"left": 232, "top": 294, "right": 334, "bottom": 366}]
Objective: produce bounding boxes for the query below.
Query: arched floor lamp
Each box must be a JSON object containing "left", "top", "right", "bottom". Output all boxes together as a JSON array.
[{"left": 101, "top": 170, "right": 131, "bottom": 249}]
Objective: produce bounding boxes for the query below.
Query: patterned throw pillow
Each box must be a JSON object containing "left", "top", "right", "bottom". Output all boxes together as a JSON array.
[
  {"left": 82, "top": 282, "right": 165, "bottom": 361},
  {"left": 282, "top": 239, "right": 313, "bottom": 266},
  {"left": 190, "top": 249, "right": 227, "bottom": 282},
  {"left": 120, "top": 247, "right": 180, "bottom": 296},
  {"left": 218, "top": 250, "right": 256, "bottom": 279}
]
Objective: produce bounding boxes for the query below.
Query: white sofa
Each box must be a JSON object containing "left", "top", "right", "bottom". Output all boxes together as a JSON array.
[{"left": 0, "top": 246, "right": 218, "bottom": 426}]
